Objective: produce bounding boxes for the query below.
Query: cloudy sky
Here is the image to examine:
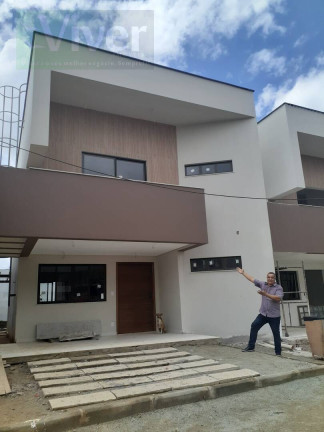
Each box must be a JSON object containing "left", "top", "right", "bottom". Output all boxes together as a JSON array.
[{"left": 0, "top": 0, "right": 323, "bottom": 119}]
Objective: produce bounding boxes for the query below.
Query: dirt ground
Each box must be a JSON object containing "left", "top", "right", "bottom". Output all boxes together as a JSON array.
[{"left": 0, "top": 337, "right": 318, "bottom": 429}]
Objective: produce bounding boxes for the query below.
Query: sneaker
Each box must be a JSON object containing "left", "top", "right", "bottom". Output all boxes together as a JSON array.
[{"left": 242, "top": 346, "right": 255, "bottom": 352}]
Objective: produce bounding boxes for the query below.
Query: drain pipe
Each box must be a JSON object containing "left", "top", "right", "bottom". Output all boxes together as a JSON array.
[{"left": 276, "top": 261, "right": 289, "bottom": 337}]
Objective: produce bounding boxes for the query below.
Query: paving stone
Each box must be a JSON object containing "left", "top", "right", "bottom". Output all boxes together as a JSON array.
[
  {"left": 42, "top": 381, "right": 103, "bottom": 397},
  {"left": 30, "top": 362, "right": 78, "bottom": 373},
  {"left": 38, "top": 376, "right": 93, "bottom": 388},
  {"left": 112, "top": 381, "right": 172, "bottom": 399},
  {"left": 75, "top": 358, "right": 118, "bottom": 368},
  {"left": 79, "top": 364, "right": 128, "bottom": 374},
  {"left": 170, "top": 375, "right": 217, "bottom": 390},
  {"left": 109, "top": 350, "right": 144, "bottom": 357},
  {"left": 150, "top": 369, "right": 200, "bottom": 381},
  {"left": 99, "top": 376, "right": 153, "bottom": 388},
  {"left": 27, "top": 358, "right": 71, "bottom": 367},
  {"left": 117, "top": 351, "right": 190, "bottom": 364},
  {"left": 33, "top": 369, "right": 86, "bottom": 381},
  {"left": 139, "top": 347, "right": 178, "bottom": 355},
  {"left": 207, "top": 368, "right": 260, "bottom": 383},
  {"left": 164, "top": 355, "right": 205, "bottom": 364},
  {"left": 49, "top": 390, "right": 116, "bottom": 410},
  {"left": 192, "top": 364, "right": 239, "bottom": 374},
  {"left": 179, "top": 359, "right": 219, "bottom": 369}
]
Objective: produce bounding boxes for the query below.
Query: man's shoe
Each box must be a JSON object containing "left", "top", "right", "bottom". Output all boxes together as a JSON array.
[
  {"left": 275, "top": 353, "right": 282, "bottom": 356},
  {"left": 242, "top": 346, "right": 254, "bottom": 352}
]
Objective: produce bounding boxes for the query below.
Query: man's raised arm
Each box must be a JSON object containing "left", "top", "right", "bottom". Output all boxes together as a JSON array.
[{"left": 236, "top": 267, "right": 255, "bottom": 284}]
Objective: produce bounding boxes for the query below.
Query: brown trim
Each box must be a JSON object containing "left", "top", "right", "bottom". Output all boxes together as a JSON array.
[{"left": 21, "top": 238, "right": 38, "bottom": 257}]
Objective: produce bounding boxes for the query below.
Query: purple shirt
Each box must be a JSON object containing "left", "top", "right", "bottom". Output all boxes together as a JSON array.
[{"left": 254, "top": 279, "right": 284, "bottom": 318}]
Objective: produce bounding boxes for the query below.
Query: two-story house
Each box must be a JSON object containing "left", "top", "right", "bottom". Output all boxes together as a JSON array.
[
  {"left": 0, "top": 32, "right": 274, "bottom": 342},
  {"left": 258, "top": 103, "right": 324, "bottom": 326}
]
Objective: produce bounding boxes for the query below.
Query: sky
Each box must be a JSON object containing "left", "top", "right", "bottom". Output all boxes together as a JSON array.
[{"left": 0, "top": 0, "right": 323, "bottom": 120}]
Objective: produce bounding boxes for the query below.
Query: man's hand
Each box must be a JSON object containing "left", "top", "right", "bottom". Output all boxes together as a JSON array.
[
  {"left": 236, "top": 267, "right": 254, "bottom": 283},
  {"left": 258, "top": 290, "right": 281, "bottom": 302}
]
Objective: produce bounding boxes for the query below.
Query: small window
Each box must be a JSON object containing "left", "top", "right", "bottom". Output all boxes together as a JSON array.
[
  {"left": 190, "top": 256, "right": 242, "bottom": 272},
  {"left": 38, "top": 264, "right": 106, "bottom": 304},
  {"left": 275, "top": 270, "right": 300, "bottom": 301},
  {"left": 185, "top": 160, "right": 233, "bottom": 176},
  {"left": 83, "top": 153, "right": 146, "bottom": 181}
]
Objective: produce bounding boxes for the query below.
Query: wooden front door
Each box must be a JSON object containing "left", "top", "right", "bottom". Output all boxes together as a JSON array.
[{"left": 117, "top": 262, "right": 155, "bottom": 334}]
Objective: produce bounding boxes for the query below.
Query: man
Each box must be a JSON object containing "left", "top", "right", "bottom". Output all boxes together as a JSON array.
[{"left": 236, "top": 267, "right": 284, "bottom": 356}]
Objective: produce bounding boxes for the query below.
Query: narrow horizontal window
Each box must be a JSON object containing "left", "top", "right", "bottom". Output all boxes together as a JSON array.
[
  {"left": 38, "top": 264, "right": 106, "bottom": 304},
  {"left": 185, "top": 160, "right": 233, "bottom": 176},
  {"left": 82, "top": 152, "right": 146, "bottom": 181},
  {"left": 190, "top": 256, "right": 242, "bottom": 272}
]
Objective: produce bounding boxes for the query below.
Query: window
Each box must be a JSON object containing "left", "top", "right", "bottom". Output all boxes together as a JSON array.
[
  {"left": 185, "top": 160, "right": 233, "bottom": 177},
  {"left": 83, "top": 153, "right": 146, "bottom": 181},
  {"left": 297, "top": 188, "right": 324, "bottom": 207},
  {"left": 275, "top": 270, "right": 299, "bottom": 300},
  {"left": 38, "top": 264, "right": 106, "bottom": 304},
  {"left": 190, "top": 256, "right": 242, "bottom": 272}
]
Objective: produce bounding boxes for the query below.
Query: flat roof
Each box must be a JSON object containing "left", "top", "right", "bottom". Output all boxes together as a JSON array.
[{"left": 258, "top": 102, "right": 324, "bottom": 124}]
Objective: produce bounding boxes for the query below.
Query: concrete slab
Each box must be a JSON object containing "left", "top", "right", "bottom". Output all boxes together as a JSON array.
[
  {"left": 179, "top": 359, "right": 218, "bottom": 369},
  {"left": 42, "top": 381, "right": 103, "bottom": 397},
  {"left": 192, "top": 364, "right": 239, "bottom": 374},
  {"left": 112, "top": 381, "right": 172, "bottom": 399},
  {"left": 116, "top": 351, "right": 190, "bottom": 364},
  {"left": 89, "top": 365, "right": 181, "bottom": 380},
  {"left": 207, "top": 368, "right": 260, "bottom": 383},
  {"left": 49, "top": 390, "right": 116, "bottom": 410},
  {"left": 109, "top": 347, "right": 178, "bottom": 357},
  {"left": 38, "top": 376, "right": 94, "bottom": 388},
  {"left": 150, "top": 369, "right": 200, "bottom": 381},
  {"left": 30, "top": 362, "right": 78, "bottom": 373},
  {"left": 75, "top": 358, "right": 118, "bottom": 367},
  {"left": 78, "top": 364, "right": 128, "bottom": 374},
  {"left": 100, "top": 376, "right": 153, "bottom": 388},
  {"left": 33, "top": 369, "right": 86, "bottom": 380},
  {"left": 27, "top": 358, "right": 71, "bottom": 367}
]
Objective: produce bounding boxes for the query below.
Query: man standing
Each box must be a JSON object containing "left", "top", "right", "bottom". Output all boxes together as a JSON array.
[{"left": 236, "top": 267, "right": 284, "bottom": 356}]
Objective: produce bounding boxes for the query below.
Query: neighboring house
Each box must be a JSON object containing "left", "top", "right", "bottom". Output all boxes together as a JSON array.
[
  {"left": 258, "top": 103, "right": 324, "bottom": 326},
  {"left": 0, "top": 32, "right": 274, "bottom": 342}
]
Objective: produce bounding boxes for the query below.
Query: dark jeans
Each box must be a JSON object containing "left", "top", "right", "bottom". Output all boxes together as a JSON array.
[{"left": 248, "top": 314, "right": 281, "bottom": 355}]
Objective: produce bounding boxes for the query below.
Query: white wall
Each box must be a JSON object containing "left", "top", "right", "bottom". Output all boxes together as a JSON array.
[
  {"left": 156, "top": 250, "right": 183, "bottom": 333},
  {"left": 176, "top": 118, "right": 275, "bottom": 337},
  {"left": 15, "top": 254, "right": 159, "bottom": 342},
  {"left": 7, "top": 258, "right": 18, "bottom": 340},
  {"left": 258, "top": 105, "right": 305, "bottom": 199},
  {"left": 0, "top": 269, "right": 9, "bottom": 321}
]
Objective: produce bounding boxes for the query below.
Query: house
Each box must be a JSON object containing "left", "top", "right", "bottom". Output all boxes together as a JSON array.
[
  {"left": 0, "top": 32, "right": 274, "bottom": 342},
  {"left": 258, "top": 103, "right": 324, "bottom": 326}
]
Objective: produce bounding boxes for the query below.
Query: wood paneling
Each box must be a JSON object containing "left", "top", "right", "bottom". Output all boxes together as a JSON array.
[
  {"left": 47, "top": 103, "right": 179, "bottom": 184},
  {"left": 302, "top": 155, "right": 324, "bottom": 189},
  {"left": 117, "top": 263, "right": 155, "bottom": 334}
]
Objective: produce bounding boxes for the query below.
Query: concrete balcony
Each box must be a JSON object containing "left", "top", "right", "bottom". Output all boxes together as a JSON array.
[
  {"left": 268, "top": 202, "right": 324, "bottom": 253},
  {"left": 0, "top": 167, "right": 208, "bottom": 257}
]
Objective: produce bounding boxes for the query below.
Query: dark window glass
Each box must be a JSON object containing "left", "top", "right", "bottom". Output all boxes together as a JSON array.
[
  {"left": 38, "top": 264, "right": 106, "bottom": 304},
  {"left": 275, "top": 270, "right": 299, "bottom": 300},
  {"left": 185, "top": 160, "right": 233, "bottom": 176},
  {"left": 116, "top": 159, "right": 146, "bottom": 181},
  {"left": 297, "top": 188, "right": 324, "bottom": 207},
  {"left": 83, "top": 154, "right": 114, "bottom": 176},
  {"left": 83, "top": 153, "right": 146, "bottom": 181},
  {"left": 216, "top": 161, "right": 233, "bottom": 173},
  {"left": 190, "top": 256, "right": 242, "bottom": 272}
]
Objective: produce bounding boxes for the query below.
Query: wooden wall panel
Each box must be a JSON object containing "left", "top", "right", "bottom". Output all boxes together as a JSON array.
[
  {"left": 46, "top": 103, "right": 179, "bottom": 185},
  {"left": 302, "top": 155, "right": 324, "bottom": 189}
]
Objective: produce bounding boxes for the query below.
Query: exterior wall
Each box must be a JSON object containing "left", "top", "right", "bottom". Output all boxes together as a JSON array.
[
  {"left": 302, "top": 155, "right": 324, "bottom": 189},
  {"left": 14, "top": 254, "right": 160, "bottom": 343},
  {"left": 0, "top": 269, "right": 9, "bottom": 321},
  {"left": 156, "top": 251, "right": 183, "bottom": 333},
  {"left": 258, "top": 106, "right": 305, "bottom": 199},
  {"left": 46, "top": 103, "right": 179, "bottom": 184},
  {"left": 176, "top": 118, "right": 274, "bottom": 337}
]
